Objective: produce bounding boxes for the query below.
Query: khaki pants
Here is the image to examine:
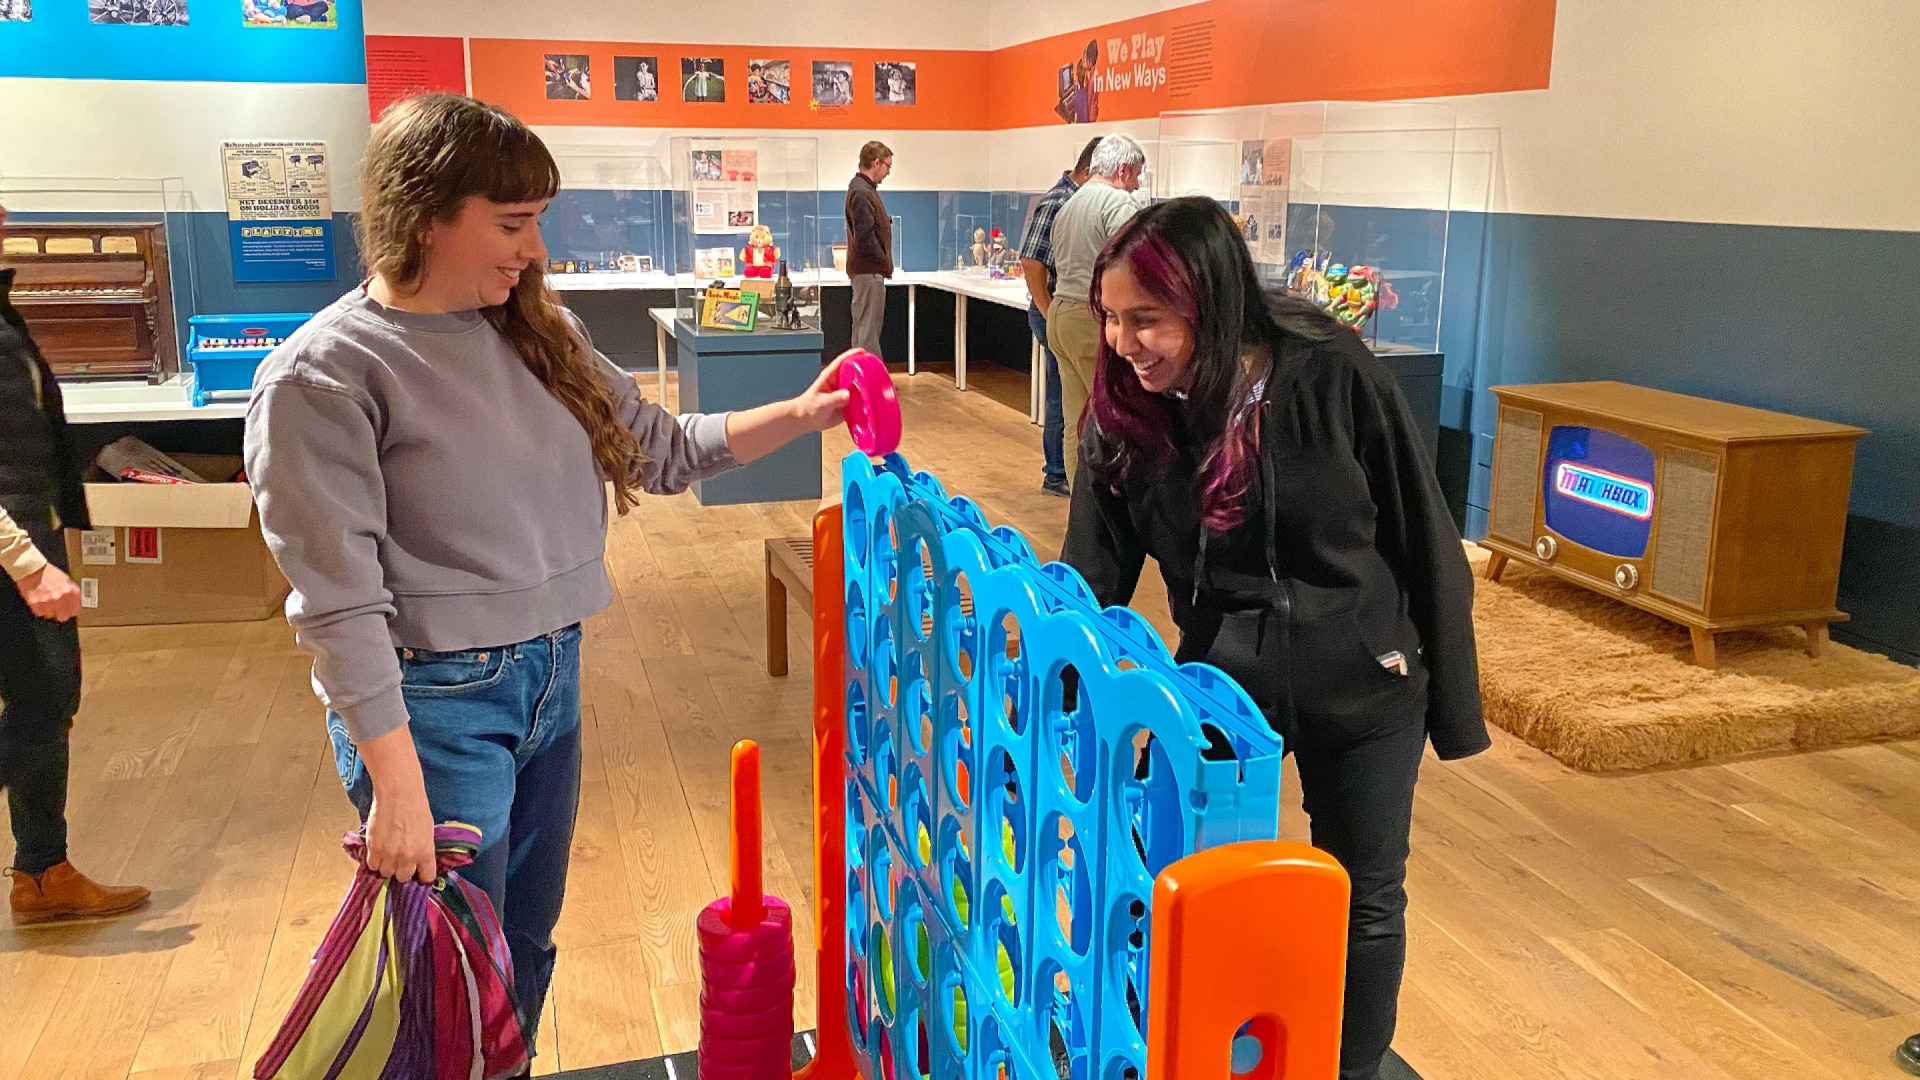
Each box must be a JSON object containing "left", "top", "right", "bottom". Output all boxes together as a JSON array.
[{"left": 1045, "top": 299, "right": 1101, "bottom": 487}]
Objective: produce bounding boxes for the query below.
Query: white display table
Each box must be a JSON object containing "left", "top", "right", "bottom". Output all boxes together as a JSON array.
[
  {"left": 566, "top": 269, "right": 1045, "bottom": 424},
  {"left": 60, "top": 376, "right": 248, "bottom": 424}
]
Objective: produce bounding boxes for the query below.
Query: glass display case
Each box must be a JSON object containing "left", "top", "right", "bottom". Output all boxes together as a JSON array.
[
  {"left": 1155, "top": 101, "right": 1488, "bottom": 355},
  {"left": 939, "top": 190, "right": 1031, "bottom": 280},
  {"left": 0, "top": 174, "right": 197, "bottom": 383},
  {"left": 667, "top": 135, "right": 822, "bottom": 323},
  {"left": 543, "top": 142, "right": 672, "bottom": 283}
]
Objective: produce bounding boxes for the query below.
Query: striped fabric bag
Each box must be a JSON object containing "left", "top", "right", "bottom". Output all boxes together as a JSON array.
[{"left": 253, "top": 823, "right": 529, "bottom": 1080}]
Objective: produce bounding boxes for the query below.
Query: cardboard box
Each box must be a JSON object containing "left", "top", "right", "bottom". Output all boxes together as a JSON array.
[{"left": 64, "top": 453, "right": 289, "bottom": 627}]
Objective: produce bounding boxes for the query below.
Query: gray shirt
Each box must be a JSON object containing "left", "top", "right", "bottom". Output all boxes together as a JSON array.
[
  {"left": 244, "top": 288, "right": 736, "bottom": 744},
  {"left": 1048, "top": 180, "right": 1149, "bottom": 308}
]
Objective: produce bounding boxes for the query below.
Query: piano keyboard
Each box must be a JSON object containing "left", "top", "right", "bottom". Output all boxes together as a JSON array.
[
  {"left": 196, "top": 337, "right": 289, "bottom": 351},
  {"left": 14, "top": 287, "right": 146, "bottom": 300}
]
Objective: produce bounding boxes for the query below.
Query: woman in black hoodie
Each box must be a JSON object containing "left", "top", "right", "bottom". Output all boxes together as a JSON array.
[{"left": 1060, "top": 196, "right": 1487, "bottom": 1080}]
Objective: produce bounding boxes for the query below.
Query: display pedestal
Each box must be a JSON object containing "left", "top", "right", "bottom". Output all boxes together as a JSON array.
[
  {"left": 673, "top": 319, "right": 824, "bottom": 506},
  {"left": 1376, "top": 349, "right": 1442, "bottom": 464}
]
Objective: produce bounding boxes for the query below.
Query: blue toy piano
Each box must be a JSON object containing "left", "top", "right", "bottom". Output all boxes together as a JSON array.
[{"left": 185, "top": 313, "right": 313, "bottom": 407}]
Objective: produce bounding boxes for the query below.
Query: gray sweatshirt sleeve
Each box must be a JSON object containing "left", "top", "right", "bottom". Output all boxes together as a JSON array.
[
  {"left": 244, "top": 377, "right": 409, "bottom": 745},
  {"left": 574, "top": 319, "right": 738, "bottom": 494}
]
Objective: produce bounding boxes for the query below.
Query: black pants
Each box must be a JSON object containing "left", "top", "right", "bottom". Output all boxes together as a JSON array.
[
  {"left": 1293, "top": 692, "right": 1427, "bottom": 1080},
  {"left": 0, "top": 536, "right": 79, "bottom": 876},
  {"left": 1197, "top": 605, "right": 1428, "bottom": 1079}
]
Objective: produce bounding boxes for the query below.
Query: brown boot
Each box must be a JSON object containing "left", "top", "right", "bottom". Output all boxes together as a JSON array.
[{"left": 8, "top": 861, "right": 150, "bottom": 925}]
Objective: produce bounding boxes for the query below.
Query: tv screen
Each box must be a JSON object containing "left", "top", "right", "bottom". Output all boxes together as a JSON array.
[{"left": 1542, "top": 426, "right": 1655, "bottom": 559}]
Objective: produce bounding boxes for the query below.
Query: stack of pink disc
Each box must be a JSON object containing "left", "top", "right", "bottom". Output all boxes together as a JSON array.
[{"left": 697, "top": 894, "right": 797, "bottom": 1079}]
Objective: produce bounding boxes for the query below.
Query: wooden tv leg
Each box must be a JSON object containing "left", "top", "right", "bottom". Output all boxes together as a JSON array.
[
  {"left": 1804, "top": 622, "right": 1829, "bottom": 659},
  {"left": 1485, "top": 552, "right": 1509, "bottom": 583},
  {"left": 1689, "top": 626, "right": 1719, "bottom": 670},
  {"left": 764, "top": 549, "right": 788, "bottom": 677}
]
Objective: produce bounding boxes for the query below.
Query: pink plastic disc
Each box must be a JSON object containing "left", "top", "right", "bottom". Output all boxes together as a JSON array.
[{"left": 837, "top": 350, "right": 901, "bottom": 458}]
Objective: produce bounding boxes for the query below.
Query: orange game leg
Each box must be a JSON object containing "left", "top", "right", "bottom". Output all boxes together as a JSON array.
[
  {"left": 1146, "top": 842, "right": 1351, "bottom": 1080},
  {"left": 797, "top": 504, "right": 857, "bottom": 1079}
]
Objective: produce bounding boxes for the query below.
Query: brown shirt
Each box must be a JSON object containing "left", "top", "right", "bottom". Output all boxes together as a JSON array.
[{"left": 844, "top": 172, "right": 892, "bottom": 277}]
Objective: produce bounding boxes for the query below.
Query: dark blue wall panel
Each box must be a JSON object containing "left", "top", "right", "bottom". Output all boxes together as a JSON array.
[{"left": 1441, "top": 211, "right": 1920, "bottom": 661}]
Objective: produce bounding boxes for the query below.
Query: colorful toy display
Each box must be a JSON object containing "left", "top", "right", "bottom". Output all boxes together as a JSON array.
[
  {"left": 747, "top": 455, "right": 1353, "bottom": 1080},
  {"left": 700, "top": 287, "right": 762, "bottom": 332},
  {"left": 743, "top": 224, "right": 781, "bottom": 279},
  {"left": 1285, "top": 249, "right": 1332, "bottom": 305},
  {"left": 1284, "top": 251, "right": 1398, "bottom": 335},
  {"left": 985, "top": 228, "right": 1020, "bottom": 280},
  {"left": 187, "top": 312, "right": 313, "bottom": 407}
]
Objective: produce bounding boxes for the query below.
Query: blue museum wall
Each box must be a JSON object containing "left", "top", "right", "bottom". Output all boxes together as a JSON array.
[
  {"left": 0, "top": 0, "right": 365, "bottom": 84},
  {"left": 1441, "top": 211, "right": 1920, "bottom": 663}
]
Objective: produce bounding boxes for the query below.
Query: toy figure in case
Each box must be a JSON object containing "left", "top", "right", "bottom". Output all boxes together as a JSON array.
[
  {"left": 987, "top": 227, "right": 1020, "bottom": 280},
  {"left": 741, "top": 224, "right": 780, "bottom": 279},
  {"left": 969, "top": 227, "right": 988, "bottom": 268}
]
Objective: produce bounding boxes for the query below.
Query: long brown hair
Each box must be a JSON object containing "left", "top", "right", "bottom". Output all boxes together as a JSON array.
[{"left": 359, "top": 93, "right": 647, "bottom": 514}]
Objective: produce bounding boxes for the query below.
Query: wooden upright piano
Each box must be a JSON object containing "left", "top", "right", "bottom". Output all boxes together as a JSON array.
[{"left": 1, "top": 221, "right": 180, "bottom": 383}]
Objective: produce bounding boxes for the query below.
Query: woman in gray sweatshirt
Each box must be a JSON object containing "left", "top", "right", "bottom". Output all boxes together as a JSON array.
[{"left": 243, "top": 93, "right": 849, "bottom": 1048}]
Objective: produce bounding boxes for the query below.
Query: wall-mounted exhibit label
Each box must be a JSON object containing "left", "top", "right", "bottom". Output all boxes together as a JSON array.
[{"left": 221, "top": 140, "right": 335, "bottom": 282}]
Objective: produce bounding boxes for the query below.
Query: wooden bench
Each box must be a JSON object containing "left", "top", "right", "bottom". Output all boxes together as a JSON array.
[
  {"left": 764, "top": 536, "right": 815, "bottom": 676},
  {"left": 762, "top": 534, "right": 979, "bottom": 677}
]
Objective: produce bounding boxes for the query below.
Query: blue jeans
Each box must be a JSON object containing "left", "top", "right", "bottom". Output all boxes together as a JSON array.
[
  {"left": 327, "top": 623, "right": 583, "bottom": 1049},
  {"left": 1028, "top": 304, "right": 1066, "bottom": 481}
]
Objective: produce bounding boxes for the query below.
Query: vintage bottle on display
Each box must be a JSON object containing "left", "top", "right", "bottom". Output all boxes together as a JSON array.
[
  {"left": 773, "top": 259, "right": 793, "bottom": 325},
  {"left": 774, "top": 259, "right": 792, "bottom": 311}
]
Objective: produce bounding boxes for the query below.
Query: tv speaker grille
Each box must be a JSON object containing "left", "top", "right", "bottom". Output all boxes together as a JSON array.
[
  {"left": 1650, "top": 447, "right": 1718, "bottom": 609},
  {"left": 1491, "top": 406, "right": 1543, "bottom": 545}
]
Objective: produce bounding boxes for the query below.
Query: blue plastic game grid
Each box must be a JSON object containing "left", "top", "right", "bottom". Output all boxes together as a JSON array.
[{"left": 840, "top": 452, "right": 1285, "bottom": 1080}]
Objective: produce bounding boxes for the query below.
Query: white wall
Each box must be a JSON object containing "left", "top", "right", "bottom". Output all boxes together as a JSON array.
[
  {"left": 367, "top": 0, "right": 992, "bottom": 50},
  {"left": 986, "top": 120, "right": 1158, "bottom": 191},
  {"left": 1447, "top": 0, "right": 1920, "bottom": 231},
  {"left": 0, "top": 78, "right": 373, "bottom": 212}
]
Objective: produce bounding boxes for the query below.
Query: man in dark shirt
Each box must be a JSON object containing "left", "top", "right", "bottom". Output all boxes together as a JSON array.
[
  {"left": 0, "top": 203, "right": 151, "bottom": 925},
  {"left": 844, "top": 141, "right": 893, "bottom": 356},
  {"left": 1019, "top": 137, "right": 1101, "bottom": 497}
]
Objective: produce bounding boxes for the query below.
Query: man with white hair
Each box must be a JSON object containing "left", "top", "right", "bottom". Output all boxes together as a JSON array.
[{"left": 1044, "top": 133, "right": 1148, "bottom": 487}]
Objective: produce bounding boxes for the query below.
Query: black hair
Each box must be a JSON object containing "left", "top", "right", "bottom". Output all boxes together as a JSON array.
[
  {"left": 1073, "top": 137, "right": 1102, "bottom": 176},
  {"left": 1087, "top": 196, "right": 1340, "bottom": 530}
]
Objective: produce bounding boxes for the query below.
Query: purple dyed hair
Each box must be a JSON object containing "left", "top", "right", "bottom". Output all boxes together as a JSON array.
[{"left": 1087, "top": 197, "right": 1283, "bottom": 532}]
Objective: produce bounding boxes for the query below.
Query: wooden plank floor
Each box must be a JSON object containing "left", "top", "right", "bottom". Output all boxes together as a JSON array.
[{"left": 2, "top": 361, "right": 1916, "bottom": 1079}]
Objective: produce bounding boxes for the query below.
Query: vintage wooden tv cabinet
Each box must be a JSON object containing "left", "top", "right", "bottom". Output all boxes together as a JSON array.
[{"left": 1481, "top": 381, "right": 1868, "bottom": 668}]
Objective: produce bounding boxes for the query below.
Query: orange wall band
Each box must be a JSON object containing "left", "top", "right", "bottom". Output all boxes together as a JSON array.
[
  {"left": 992, "top": 0, "right": 1556, "bottom": 127},
  {"left": 456, "top": 0, "right": 1553, "bottom": 131}
]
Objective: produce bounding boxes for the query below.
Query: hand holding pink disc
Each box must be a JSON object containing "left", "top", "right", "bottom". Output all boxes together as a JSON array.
[{"left": 836, "top": 350, "right": 901, "bottom": 457}]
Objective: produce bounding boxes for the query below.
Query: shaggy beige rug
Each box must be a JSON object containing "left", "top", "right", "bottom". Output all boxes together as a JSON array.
[{"left": 1468, "top": 549, "right": 1920, "bottom": 772}]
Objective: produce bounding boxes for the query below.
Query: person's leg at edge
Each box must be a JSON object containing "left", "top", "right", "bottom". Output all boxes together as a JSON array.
[
  {"left": 0, "top": 616, "right": 77, "bottom": 876},
  {"left": 1290, "top": 694, "right": 1428, "bottom": 1080},
  {"left": 1028, "top": 304, "right": 1068, "bottom": 493},
  {"left": 501, "top": 625, "right": 584, "bottom": 1041},
  {"left": 3, "top": 538, "right": 148, "bottom": 924},
  {"left": 1048, "top": 300, "right": 1097, "bottom": 490}
]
